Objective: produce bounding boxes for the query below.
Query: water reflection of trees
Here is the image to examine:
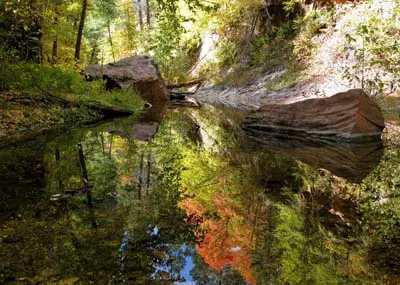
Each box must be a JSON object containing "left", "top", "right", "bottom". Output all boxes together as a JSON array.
[{"left": 1, "top": 108, "right": 400, "bottom": 284}]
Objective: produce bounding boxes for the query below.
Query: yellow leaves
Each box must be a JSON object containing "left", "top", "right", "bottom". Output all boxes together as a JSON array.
[{"left": 67, "top": 2, "right": 81, "bottom": 13}]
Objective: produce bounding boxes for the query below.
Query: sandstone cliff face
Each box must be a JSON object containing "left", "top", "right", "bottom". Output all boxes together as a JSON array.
[
  {"left": 84, "top": 56, "right": 169, "bottom": 106},
  {"left": 243, "top": 89, "right": 385, "bottom": 142}
]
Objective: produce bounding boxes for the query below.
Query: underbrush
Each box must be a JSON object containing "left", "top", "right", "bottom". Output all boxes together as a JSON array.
[
  {"left": 0, "top": 62, "right": 143, "bottom": 112},
  {"left": 342, "top": 1, "right": 400, "bottom": 96},
  {"left": 211, "top": 4, "right": 334, "bottom": 88}
]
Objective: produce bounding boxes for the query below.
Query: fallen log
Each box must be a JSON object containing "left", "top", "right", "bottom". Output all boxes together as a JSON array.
[
  {"left": 167, "top": 80, "right": 202, "bottom": 90},
  {"left": 50, "top": 185, "right": 94, "bottom": 201},
  {"left": 170, "top": 92, "right": 197, "bottom": 101},
  {"left": 86, "top": 101, "right": 133, "bottom": 117}
]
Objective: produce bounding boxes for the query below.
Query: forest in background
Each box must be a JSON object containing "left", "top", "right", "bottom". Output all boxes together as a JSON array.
[{"left": 1, "top": 0, "right": 399, "bottom": 88}]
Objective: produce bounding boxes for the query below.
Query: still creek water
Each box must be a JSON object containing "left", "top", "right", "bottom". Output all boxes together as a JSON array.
[{"left": 1, "top": 107, "right": 400, "bottom": 284}]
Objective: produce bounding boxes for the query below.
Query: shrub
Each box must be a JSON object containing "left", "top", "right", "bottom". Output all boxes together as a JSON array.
[
  {"left": 293, "top": 8, "right": 334, "bottom": 60},
  {"left": 0, "top": 62, "right": 143, "bottom": 112},
  {"left": 342, "top": 3, "right": 400, "bottom": 96}
]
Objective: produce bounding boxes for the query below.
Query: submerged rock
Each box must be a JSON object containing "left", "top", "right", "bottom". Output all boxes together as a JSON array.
[
  {"left": 243, "top": 89, "right": 385, "bottom": 142},
  {"left": 84, "top": 56, "right": 169, "bottom": 105}
]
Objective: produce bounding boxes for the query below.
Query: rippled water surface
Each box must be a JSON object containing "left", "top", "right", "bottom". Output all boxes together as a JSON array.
[{"left": 1, "top": 107, "right": 400, "bottom": 284}]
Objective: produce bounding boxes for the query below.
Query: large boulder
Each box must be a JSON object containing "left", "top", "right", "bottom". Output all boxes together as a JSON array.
[
  {"left": 84, "top": 56, "right": 169, "bottom": 105},
  {"left": 243, "top": 89, "right": 385, "bottom": 142}
]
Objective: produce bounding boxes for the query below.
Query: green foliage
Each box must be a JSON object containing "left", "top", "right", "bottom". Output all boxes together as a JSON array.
[
  {"left": 0, "top": 0, "right": 44, "bottom": 62},
  {"left": 293, "top": 8, "right": 334, "bottom": 59},
  {"left": 0, "top": 62, "right": 143, "bottom": 112},
  {"left": 358, "top": 148, "right": 400, "bottom": 244},
  {"left": 282, "top": 0, "right": 301, "bottom": 15},
  {"left": 83, "top": 87, "right": 144, "bottom": 112},
  {"left": 343, "top": 5, "right": 400, "bottom": 96}
]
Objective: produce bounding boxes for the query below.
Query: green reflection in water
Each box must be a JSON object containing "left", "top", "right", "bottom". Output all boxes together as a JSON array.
[{"left": 0, "top": 107, "right": 399, "bottom": 285}]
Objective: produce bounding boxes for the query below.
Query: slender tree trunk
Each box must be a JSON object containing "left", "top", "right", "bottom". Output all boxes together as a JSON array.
[
  {"left": 99, "top": 133, "right": 105, "bottom": 156},
  {"left": 78, "top": 143, "right": 98, "bottom": 228},
  {"left": 146, "top": 0, "right": 151, "bottom": 26},
  {"left": 138, "top": 151, "right": 144, "bottom": 199},
  {"left": 146, "top": 151, "right": 151, "bottom": 194},
  {"left": 89, "top": 35, "right": 100, "bottom": 64},
  {"left": 51, "top": 5, "right": 59, "bottom": 65},
  {"left": 241, "top": 11, "right": 260, "bottom": 66},
  {"left": 138, "top": 0, "right": 143, "bottom": 31},
  {"left": 74, "top": 0, "right": 88, "bottom": 64},
  {"left": 89, "top": 44, "right": 97, "bottom": 64},
  {"left": 55, "top": 148, "right": 64, "bottom": 191},
  {"left": 107, "top": 20, "right": 116, "bottom": 62},
  {"left": 78, "top": 144, "right": 90, "bottom": 193},
  {"left": 101, "top": 50, "right": 104, "bottom": 74},
  {"left": 51, "top": 36, "right": 58, "bottom": 64},
  {"left": 109, "top": 134, "right": 114, "bottom": 158},
  {"left": 125, "top": 6, "right": 134, "bottom": 50}
]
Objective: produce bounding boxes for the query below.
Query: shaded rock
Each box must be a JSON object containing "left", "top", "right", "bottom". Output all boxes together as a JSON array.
[
  {"left": 243, "top": 89, "right": 385, "bottom": 142},
  {"left": 131, "top": 122, "right": 161, "bottom": 142},
  {"left": 84, "top": 56, "right": 169, "bottom": 106}
]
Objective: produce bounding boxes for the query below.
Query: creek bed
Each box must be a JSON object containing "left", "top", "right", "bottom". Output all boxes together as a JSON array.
[{"left": 1, "top": 107, "right": 400, "bottom": 284}]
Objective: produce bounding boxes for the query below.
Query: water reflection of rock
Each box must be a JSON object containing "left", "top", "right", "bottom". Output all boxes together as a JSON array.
[
  {"left": 246, "top": 133, "right": 384, "bottom": 183},
  {"left": 132, "top": 102, "right": 168, "bottom": 141},
  {"left": 109, "top": 97, "right": 201, "bottom": 142}
]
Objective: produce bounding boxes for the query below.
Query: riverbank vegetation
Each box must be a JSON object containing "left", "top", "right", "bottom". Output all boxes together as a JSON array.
[{"left": 1, "top": 0, "right": 399, "bottom": 95}]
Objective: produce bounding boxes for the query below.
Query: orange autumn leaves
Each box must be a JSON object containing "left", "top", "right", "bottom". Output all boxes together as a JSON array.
[{"left": 179, "top": 195, "right": 257, "bottom": 284}]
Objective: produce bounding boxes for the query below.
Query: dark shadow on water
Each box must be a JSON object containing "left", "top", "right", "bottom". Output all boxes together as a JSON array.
[{"left": 246, "top": 133, "right": 384, "bottom": 183}]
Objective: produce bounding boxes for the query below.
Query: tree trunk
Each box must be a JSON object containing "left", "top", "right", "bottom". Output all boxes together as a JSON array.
[
  {"left": 55, "top": 148, "right": 64, "bottom": 191},
  {"left": 138, "top": 0, "right": 143, "bottom": 31},
  {"left": 89, "top": 43, "right": 97, "bottom": 64},
  {"left": 146, "top": 0, "right": 151, "bottom": 26},
  {"left": 125, "top": 5, "right": 135, "bottom": 50},
  {"left": 138, "top": 151, "right": 144, "bottom": 199},
  {"left": 107, "top": 20, "right": 116, "bottom": 62},
  {"left": 146, "top": 151, "right": 151, "bottom": 194},
  {"left": 78, "top": 143, "right": 98, "bottom": 228},
  {"left": 241, "top": 11, "right": 260, "bottom": 66},
  {"left": 109, "top": 134, "right": 114, "bottom": 158},
  {"left": 51, "top": 36, "right": 58, "bottom": 64},
  {"left": 100, "top": 133, "right": 105, "bottom": 156},
  {"left": 78, "top": 144, "right": 93, "bottom": 207},
  {"left": 51, "top": 5, "right": 59, "bottom": 65},
  {"left": 74, "top": 0, "right": 88, "bottom": 64}
]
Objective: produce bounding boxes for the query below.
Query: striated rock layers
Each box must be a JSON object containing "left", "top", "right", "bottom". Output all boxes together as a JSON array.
[
  {"left": 243, "top": 89, "right": 385, "bottom": 142},
  {"left": 84, "top": 56, "right": 169, "bottom": 105}
]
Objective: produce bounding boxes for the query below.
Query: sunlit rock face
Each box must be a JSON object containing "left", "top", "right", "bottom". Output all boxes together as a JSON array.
[
  {"left": 84, "top": 56, "right": 169, "bottom": 106},
  {"left": 243, "top": 89, "right": 385, "bottom": 142}
]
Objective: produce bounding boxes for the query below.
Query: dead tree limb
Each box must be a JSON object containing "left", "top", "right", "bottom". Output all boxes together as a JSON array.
[{"left": 167, "top": 80, "right": 203, "bottom": 89}]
